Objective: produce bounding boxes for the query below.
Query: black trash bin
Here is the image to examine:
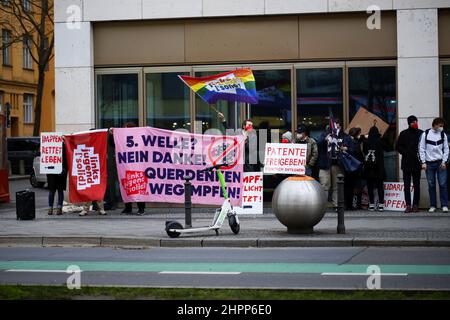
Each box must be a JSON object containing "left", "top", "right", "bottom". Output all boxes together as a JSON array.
[{"left": 16, "top": 190, "right": 35, "bottom": 220}]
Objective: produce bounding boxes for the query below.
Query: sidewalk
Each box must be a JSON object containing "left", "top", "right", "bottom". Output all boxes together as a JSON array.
[{"left": 0, "top": 206, "right": 449, "bottom": 248}]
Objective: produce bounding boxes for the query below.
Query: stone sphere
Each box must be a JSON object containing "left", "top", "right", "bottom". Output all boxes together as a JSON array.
[{"left": 272, "top": 176, "right": 327, "bottom": 234}]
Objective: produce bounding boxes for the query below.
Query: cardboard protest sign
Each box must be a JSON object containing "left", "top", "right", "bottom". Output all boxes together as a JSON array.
[
  {"left": 263, "top": 143, "right": 307, "bottom": 175},
  {"left": 64, "top": 129, "right": 108, "bottom": 203},
  {"left": 235, "top": 172, "right": 263, "bottom": 214},
  {"left": 113, "top": 127, "right": 245, "bottom": 206},
  {"left": 346, "top": 107, "right": 389, "bottom": 136},
  {"left": 40, "top": 132, "right": 63, "bottom": 174},
  {"left": 384, "top": 182, "right": 414, "bottom": 211}
]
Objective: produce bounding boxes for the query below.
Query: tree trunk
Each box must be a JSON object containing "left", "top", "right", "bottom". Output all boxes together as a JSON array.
[{"left": 33, "top": 66, "right": 45, "bottom": 136}]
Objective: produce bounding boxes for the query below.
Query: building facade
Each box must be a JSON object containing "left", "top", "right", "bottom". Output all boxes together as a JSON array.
[
  {"left": 54, "top": 0, "right": 450, "bottom": 207},
  {"left": 0, "top": 1, "right": 55, "bottom": 137}
]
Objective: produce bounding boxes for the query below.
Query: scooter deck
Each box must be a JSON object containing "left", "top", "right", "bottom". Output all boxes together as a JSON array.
[{"left": 170, "top": 226, "right": 218, "bottom": 234}]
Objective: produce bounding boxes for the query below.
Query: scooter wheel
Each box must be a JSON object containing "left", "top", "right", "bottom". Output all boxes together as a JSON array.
[
  {"left": 229, "top": 215, "right": 240, "bottom": 235},
  {"left": 166, "top": 221, "right": 183, "bottom": 238}
]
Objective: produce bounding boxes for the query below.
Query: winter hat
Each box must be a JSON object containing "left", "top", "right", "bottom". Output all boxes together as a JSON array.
[{"left": 407, "top": 115, "right": 418, "bottom": 125}]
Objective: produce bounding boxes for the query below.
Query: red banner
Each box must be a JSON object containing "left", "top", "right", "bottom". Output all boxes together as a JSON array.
[{"left": 64, "top": 129, "right": 108, "bottom": 203}]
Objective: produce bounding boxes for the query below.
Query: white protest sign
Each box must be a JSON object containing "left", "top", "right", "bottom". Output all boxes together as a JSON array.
[
  {"left": 383, "top": 182, "right": 414, "bottom": 211},
  {"left": 235, "top": 172, "right": 263, "bottom": 214},
  {"left": 263, "top": 143, "right": 307, "bottom": 175},
  {"left": 40, "top": 132, "right": 63, "bottom": 174}
]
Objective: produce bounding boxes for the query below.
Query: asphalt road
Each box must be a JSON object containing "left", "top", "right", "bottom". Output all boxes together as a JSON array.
[{"left": 1, "top": 246, "right": 449, "bottom": 290}]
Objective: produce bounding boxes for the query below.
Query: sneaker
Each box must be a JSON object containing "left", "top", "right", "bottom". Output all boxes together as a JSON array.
[
  {"left": 121, "top": 208, "right": 132, "bottom": 214},
  {"left": 48, "top": 208, "right": 53, "bottom": 215},
  {"left": 404, "top": 206, "right": 413, "bottom": 213},
  {"left": 368, "top": 204, "right": 375, "bottom": 211},
  {"left": 412, "top": 205, "right": 420, "bottom": 213},
  {"left": 55, "top": 208, "right": 63, "bottom": 216},
  {"left": 428, "top": 207, "right": 436, "bottom": 213},
  {"left": 443, "top": 207, "right": 449, "bottom": 213},
  {"left": 79, "top": 210, "right": 87, "bottom": 216},
  {"left": 137, "top": 209, "right": 145, "bottom": 216},
  {"left": 98, "top": 209, "right": 106, "bottom": 215},
  {"left": 377, "top": 204, "right": 384, "bottom": 212}
]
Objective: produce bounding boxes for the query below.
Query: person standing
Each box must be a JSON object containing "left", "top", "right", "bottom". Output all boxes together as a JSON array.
[
  {"left": 344, "top": 127, "right": 364, "bottom": 210},
  {"left": 317, "top": 119, "right": 346, "bottom": 208},
  {"left": 47, "top": 141, "right": 68, "bottom": 216},
  {"left": 419, "top": 117, "right": 449, "bottom": 213},
  {"left": 295, "top": 125, "right": 318, "bottom": 177},
  {"left": 363, "top": 126, "right": 386, "bottom": 212},
  {"left": 396, "top": 115, "right": 423, "bottom": 213}
]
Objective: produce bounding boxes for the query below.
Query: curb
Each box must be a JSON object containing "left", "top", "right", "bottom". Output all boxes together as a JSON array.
[
  {"left": 8, "top": 175, "right": 29, "bottom": 181},
  {"left": 0, "top": 236, "right": 448, "bottom": 248}
]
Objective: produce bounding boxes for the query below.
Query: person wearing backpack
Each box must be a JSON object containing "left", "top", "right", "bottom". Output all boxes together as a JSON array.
[
  {"left": 344, "top": 127, "right": 365, "bottom": 210},
  {"left": 363, "top": 126, "right": 386, "bottom": 212},
  {"left": 396, "top": 115, "right": 423, "bottom": 213},
  {"left": 419, "top": 117, "right": 449, "bottom": 213}
]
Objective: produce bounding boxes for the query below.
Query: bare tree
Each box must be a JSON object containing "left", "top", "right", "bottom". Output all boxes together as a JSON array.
[{"left": 0, "top": 0, "right": 54, "bottom": 136}]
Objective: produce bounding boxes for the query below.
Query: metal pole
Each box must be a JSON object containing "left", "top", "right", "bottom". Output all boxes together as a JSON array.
[
  {"left": 337, "top": 173, "right": 346, "bottom": 234},
  {"left": 184, "top": 176, "right": 192, "bottom": 229}
]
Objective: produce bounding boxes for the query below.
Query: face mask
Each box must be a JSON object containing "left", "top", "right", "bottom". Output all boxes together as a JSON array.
[
  {"left": 411, "top": 122, "right": 418, "bottom": 129},
  {"left": 244, "top": 123, "right": 253, "bottom": 132},
  {"left": 437, "top": 127, "right": 444, "bottom": 133}
]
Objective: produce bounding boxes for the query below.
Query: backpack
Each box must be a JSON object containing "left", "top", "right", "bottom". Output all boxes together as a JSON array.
[
  {"left": 425, "top": 129, "right": 446, "bottom": 152},
  {"left": 365, "top": 149, "right": 377, "bottom": 165}
]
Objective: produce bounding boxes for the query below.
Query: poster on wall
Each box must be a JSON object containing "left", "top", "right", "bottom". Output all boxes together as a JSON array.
[
  {"left": 40, "top": 132, "right": 63, "bottom": 174},
  {"left": 383, "top": 182, "right": 414, "bottom": 211},
  {"left": 235, "top": 172, "right": 263, "bottom": 215}
]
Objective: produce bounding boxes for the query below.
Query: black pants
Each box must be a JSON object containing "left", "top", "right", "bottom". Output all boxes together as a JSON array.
[
  {"left": 344, "top": 171, "right": 362, "bottom": 210},
  {"left": 124, "top": 202, "right": 145, "bottom": 211},
  {"left": 367, "top": 178, "right": 384, "bottom": 205},
  {"left": 403, "top": 170, "right": 421, "bottom": 207}
]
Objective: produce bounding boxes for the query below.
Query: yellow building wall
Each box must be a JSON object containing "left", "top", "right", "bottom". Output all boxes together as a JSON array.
[{"left": 0, "top": 13, "right": 54, "bottom": 137}]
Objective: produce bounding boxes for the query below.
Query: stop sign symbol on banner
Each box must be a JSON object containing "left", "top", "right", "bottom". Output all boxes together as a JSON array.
[{"left": 207, "top": 136, "right": 241, "bottom": 170}]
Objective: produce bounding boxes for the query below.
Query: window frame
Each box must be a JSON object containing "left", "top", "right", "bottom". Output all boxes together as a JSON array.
[
  {"left": 23, "top": 35, "right": 33, "bottom": 70},
  {"left": 143, "top": 66, "right": 192, "bottom": 132},
  {"left": 2, "top": 29, "right": 11, "bottom": 66},
  {"left": 23, "top": 94, "right": 33, "bottom": 124},
  {"left": 440, "top": 59, "right": 450, "bottom": 120},
  {"left": 94, "top": 68, "right": 144, "bottom": 128}
]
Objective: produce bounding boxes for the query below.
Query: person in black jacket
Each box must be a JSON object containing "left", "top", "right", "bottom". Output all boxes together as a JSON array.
[
  {"left": 395, "top": 115, "right": 423, "bottom": 213},
  {"left": 47, "top": 139, "right": 68, "bottom": 216},
  {"left": 363, "top": 125, "right": 386, "bottom": 212},
  {"left": 343, "top": 127, "right": 365, "bottom": 210}
]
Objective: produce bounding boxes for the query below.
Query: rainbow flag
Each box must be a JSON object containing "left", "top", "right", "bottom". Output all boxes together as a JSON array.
[{"left": 178, "top": 68, "right": 258, "bottom": 104}]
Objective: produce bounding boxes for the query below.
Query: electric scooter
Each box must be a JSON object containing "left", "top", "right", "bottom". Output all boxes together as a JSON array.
[{"left": 165, "top": 163, "right": 240, "bottom": 238}]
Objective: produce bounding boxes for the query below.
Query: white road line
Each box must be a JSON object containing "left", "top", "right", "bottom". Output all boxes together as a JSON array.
[
  {"left": 159, "top": 271, "right": 241, "bottom": 275},
  {"left": 5, "top": 269, "right": 82, "bottom": 273},
  {"left": 321, "top": 273, "right": 408, "bottom": 276}
]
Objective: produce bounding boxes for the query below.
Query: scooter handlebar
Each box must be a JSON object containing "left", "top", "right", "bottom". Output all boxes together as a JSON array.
[{"left": 199, "top": 163, "right": 228, "bottom": 173}]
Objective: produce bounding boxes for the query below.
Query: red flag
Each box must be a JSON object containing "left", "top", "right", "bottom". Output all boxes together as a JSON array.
[{"left": 64, "top": 129, "right": 108, "bottom": 203}]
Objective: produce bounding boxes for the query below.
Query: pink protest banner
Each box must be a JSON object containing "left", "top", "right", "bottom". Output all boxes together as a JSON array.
[{"left": 113, "top": 126, "right": 245, "bottom": 206}]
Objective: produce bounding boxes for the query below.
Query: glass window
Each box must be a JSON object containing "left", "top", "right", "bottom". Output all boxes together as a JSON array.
[
  {"left": 297, "top": 68, "right": 343, "bottom": 140},
  {"left": 23, "top": 94, "right": 33, "bottom": 124},
  {"left": 194, "top": 70, "right": 239, "bottom": 134},
  {"left": 250, "top": 69, "right": 292, "bottom": 202},
  {"left": 2, "top": 29, "right": 11, "bottom": 65},
  {"left": 348, "top": 66, "right": 397, "bottom": 181},
  {"left": 443, "top": 65, "right": 450, "bottom": 133},
  {"left": 97, "top": 73, "right": 139, "bottom": 129},
  {"left": 250, "top": 69, "right": 292, "bottom": 137},
  {"left": 22, "top": 0, "right": 31, "bottom": 11},
  {"left": 146, "top": 72, "right": 190, "bottom": 131},
  {"left": 23, "top": 35, "right": 32, "bottom": 69}
]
